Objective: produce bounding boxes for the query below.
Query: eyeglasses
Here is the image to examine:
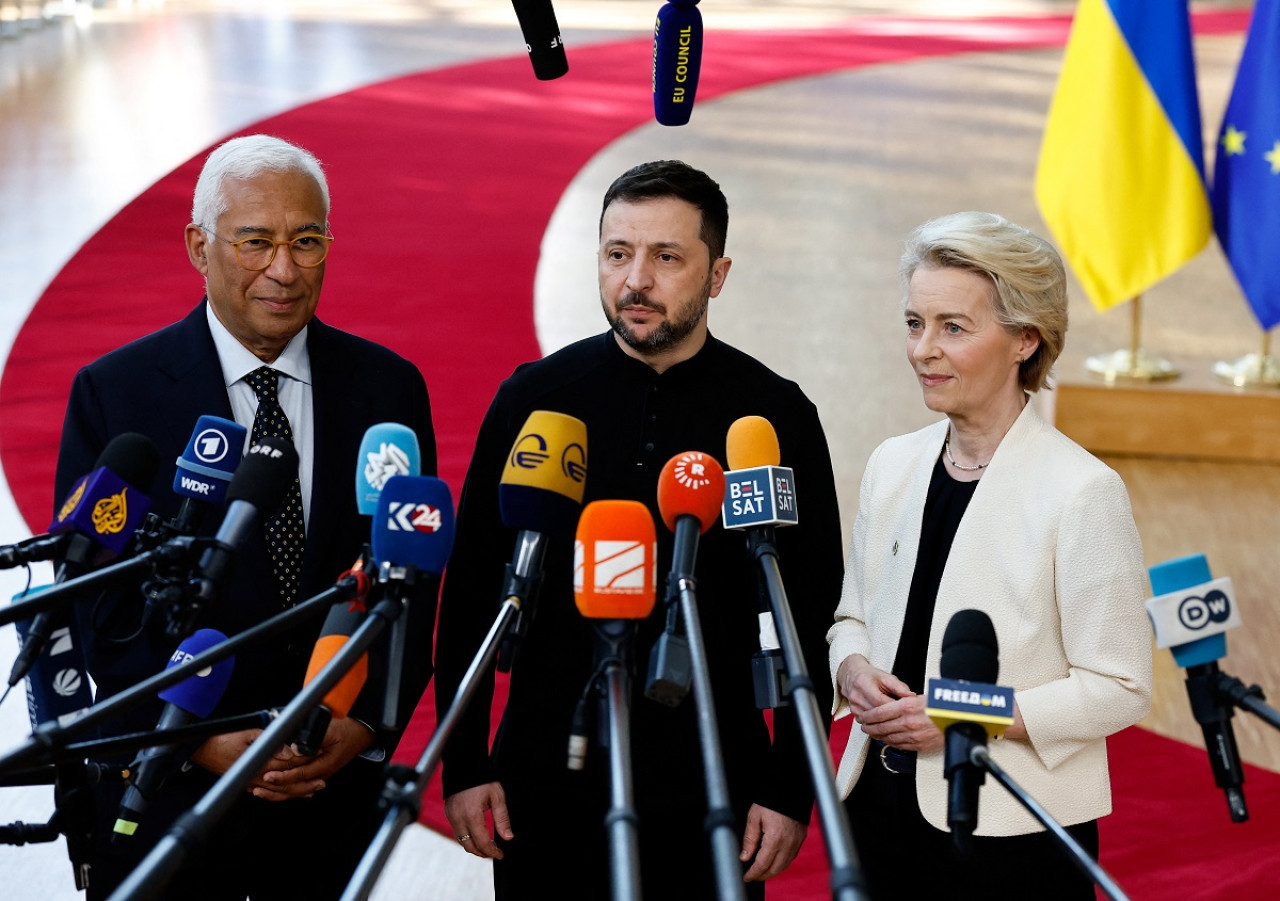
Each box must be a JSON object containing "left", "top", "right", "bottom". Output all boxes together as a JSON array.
[{"left": 201, "top": 226, "right": 334, "bottom": 270}]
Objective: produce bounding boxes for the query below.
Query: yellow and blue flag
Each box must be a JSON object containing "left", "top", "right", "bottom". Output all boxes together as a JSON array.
[
  {"left": 1036, "top": 0, "right": 1211, "bottom": 312},
  {"left": 1212, "top": 0, "right": 1280, "bottom": 331}
]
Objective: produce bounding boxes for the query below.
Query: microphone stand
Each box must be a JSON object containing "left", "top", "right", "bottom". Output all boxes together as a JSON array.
[
  {"left": 746, "top": 528, "right": 868, "bottom": 901},
  {"left": 597, "top": 621, "right": 642, "bottom": 901},
  {"left": 969, "top": 746, "right": 1131, "bottom": 901},
  {"left": 108, "top": 591, "right": 406, "bottom": 901},
  {"left": 1188, "top": 663, "right": 1280, "bottom": 823}
]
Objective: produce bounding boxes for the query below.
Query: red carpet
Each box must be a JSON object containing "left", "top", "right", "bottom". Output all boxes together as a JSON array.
[{"left": 0, "top": 10, "right": 1269, "bottom": 898}]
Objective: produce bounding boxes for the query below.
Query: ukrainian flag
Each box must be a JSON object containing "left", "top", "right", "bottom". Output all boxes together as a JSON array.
[
  {"left": 1212, "top": 0, "right": 1280, "bottom": 331},
  {"left": 1036, "top": 0, "right": 1211, "bottom": 312}
]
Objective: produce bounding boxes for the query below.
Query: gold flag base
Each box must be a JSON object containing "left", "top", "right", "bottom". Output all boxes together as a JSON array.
[
  {"left": 1212, "top": 353, "right": 1280, "bottom": 388},
  {"left": 1084, "top": 349, "right": 1180, "bottom": 383}
]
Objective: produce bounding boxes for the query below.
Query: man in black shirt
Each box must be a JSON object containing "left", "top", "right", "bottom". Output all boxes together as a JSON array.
[{"left": 434, "top": 160, "right": 844, "bottom": 899}]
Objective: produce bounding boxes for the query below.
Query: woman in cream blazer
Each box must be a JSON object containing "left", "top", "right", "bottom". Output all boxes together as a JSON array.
[{"left": 828, "top": 212, "right": 1151, "bottom": 899}]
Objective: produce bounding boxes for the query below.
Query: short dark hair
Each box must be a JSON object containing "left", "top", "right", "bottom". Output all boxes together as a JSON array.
[{"left": 600, "top": 160, "right": 729, "bottom": 260}]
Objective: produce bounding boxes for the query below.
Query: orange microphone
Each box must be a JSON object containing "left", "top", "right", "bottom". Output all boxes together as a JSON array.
[{"left": 726, "top": 415, "right": 780, "bottom": 469}]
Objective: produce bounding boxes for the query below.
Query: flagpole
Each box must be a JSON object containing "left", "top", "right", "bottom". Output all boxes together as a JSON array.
[
  {"left": 1213, "top": 326, "right": 1280, "bottom": 388},
  {"left": 1084, "top": 295, "right": 1180, "bottom": 383}
]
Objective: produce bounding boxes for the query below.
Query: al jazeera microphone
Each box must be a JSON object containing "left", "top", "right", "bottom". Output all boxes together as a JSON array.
[
  {"left": 496, "top": 410, "right": 588, "bottom": 672},
  {"left": 568, "top": 500, "right": 657, "bottom": 770},
  {"left": 653, "top": 0, "right": 703, "bottom": 126}
]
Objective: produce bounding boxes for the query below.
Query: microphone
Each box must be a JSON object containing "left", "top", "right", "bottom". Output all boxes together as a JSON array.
[
  {"left": 495, "top": 410, "right": 588, "bottom": 672},
  {"left": 646, "top": 450, "right": 724, "bottom": 706},
  {"left": 925, "top": 609, "right": 1015, "bottom": 852},
  {"left": 112, "top": 628, "right": 234, "bottom": 839},
  {"left": 355, "top": 422, "right": 422, "bottom": 515},
  {"left": 181, "top": 436, "right": 298, "bottom": 637},
  {"left": 721, "top": 416, "right": 798, "bottom": 709},
  {"left": 169, "top": 415, "right": 246, "bottom": 534},
  {"left": 652, "top": 0, "right": 703, "bottom": 126},
  {"left": 1146, "top": 553, "right": 1248, "bottom": 821},
  {"left": 511, "top": 0, "right": 568, "bottom": 80},
  {"left": 11, "top": 586, "right": 94, "bottom": 728},
  {"left": 293, "top": 598, "right": 370, "bottom": 757},
  {"left": 569, "top": 500, "right": 657, "bottom": 769}
]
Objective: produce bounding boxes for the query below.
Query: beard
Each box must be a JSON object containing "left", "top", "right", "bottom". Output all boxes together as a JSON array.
[{"left": 604, "top": 282, "right": 711, "bottom": 356}]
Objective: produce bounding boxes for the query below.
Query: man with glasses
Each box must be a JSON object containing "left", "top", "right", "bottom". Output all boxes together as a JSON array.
[{"left": 54, "top": 134, "right": 436, "bottom": 899}]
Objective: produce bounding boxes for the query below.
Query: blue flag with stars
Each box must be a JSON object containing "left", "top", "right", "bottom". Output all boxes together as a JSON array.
[{"left": 1212, "top": 0, "right": 1280, "bottom": 330}]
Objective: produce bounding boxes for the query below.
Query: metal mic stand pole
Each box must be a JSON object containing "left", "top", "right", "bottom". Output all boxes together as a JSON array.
[
  {"left": 599, "top": 623, "right": 642, "bottom": 901},
  {"left": 748, "top": 529, "right": 868, "bottom": 901},
  {"left": 970, "top": 746, "right": 1131, "bottom": 901}
]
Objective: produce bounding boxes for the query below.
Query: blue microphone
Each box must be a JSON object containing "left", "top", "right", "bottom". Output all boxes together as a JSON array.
[
  {"left": 11, "top": 585, "right": 93, "bottom": 729},
  {"left": 113, "top": 629, "right": 235, "bottom": 838},
  {"left": 371, "top": 475, "right": 455, "bottom": 577},
  {"left": 653, "top": 0, "right": 703, "bottom": 126},
  {"left": 355, "top": 422, "right": 422, "bottom": 516},
  {"left": 170, "top": 415, "right": 245, "bottom": 533}
]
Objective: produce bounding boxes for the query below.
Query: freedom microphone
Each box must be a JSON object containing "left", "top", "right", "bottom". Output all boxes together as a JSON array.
[
  {"left": 113, "top": 628, "right": 235, "bottom": 839},
  {"left": 496, "top": 410, "right": 588, "bottom": 672},
  {"left": 355, "top": 422, "right": 421, "bottom": 515},
  {"left": 653, "top": 0, "right": 703, "bottom": 126},
  {"left": 569, "top": 500, "right": 658, "bottom": 769},
  {"left": 925, "top": 609, "right": 1015, "bottom": 851},
  {"left": 646, "top": 450, "right": 724, "bottom": 706},
  {"left": 170, "top": 415, "right": 246, "bottom": 534},
  {"left": 511, "top": 0, "right": 568, "bottom": 80},
  {"left": 1146, "top": 553, "right": 1248, "bottom": 821}
]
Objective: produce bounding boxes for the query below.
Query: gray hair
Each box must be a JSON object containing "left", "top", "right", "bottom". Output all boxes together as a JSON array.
[
  {"left": 900, "top": 211, "right": 1067, "bottom": 393},
  {"left": 191, "top": 135, "right": 329, "bottom": 228}
]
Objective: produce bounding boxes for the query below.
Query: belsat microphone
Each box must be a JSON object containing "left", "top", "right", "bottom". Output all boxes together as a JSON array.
[
  {"left": 1147, "top": 553, "right": 1248, "bottom": 822},
  {"left": 653, "top": 0, "right": 703, "bottom": 126},
  {"left": 170, "top": 415, "right": 246, "bottom": 534},
  {"left": 113, "top": 628, "right": 234, "bottom": 839},
  {"left": 926, "top": 609, "right": 1015, "bottom": 852},
  {"left": 496, "top": 410, "right": 588, "bottom": 672},
  {"left": 355, "top": 422, "right": 421, "bottom": 516},
  {"left": 512, "top": 0, "right": 568, "bottom": 80},
  {"left": 569, "top": 499, "right": 657, "bottom": 770},
  {"left": 647, "top": 451, "right": 724, "bottom": 706}
]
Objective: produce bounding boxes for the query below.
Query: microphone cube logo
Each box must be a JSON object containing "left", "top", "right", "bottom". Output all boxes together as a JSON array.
[
  {"left": 1146, "top": 576, "right": 1242, "bottom": 649},
  {"left": 194, "top": 427, "right": 232, "bottom": 463},
  {"left": 672, "top": 452, "right": 716, "bottom": 490},
  {"left": 52, "top": 668, "right": 83, "bottom": 697},
  {"left": 387, "top": 501, "right": 445, "bottom": 534},
  {"left": 587, "top": 540, "right": 650, "bottom": 595},
  {"left": 364, "top": 441, "right": 413, "bottom": 491},
  {"left": 561, "top": 442, "right": 587, "bottom": 485},
  {"left": 1179, "top": 589, "right": 1232, "bottom": 631}
]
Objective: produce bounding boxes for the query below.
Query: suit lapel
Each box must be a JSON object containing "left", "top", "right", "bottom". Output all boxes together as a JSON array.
[{"left": 154, "top": 301, "right": 236, "bottom": 447}]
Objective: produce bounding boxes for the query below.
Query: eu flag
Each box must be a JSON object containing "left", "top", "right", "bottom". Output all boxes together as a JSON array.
[{"left": 1212, "top": 0, "right": 1280, "bottom": 330}]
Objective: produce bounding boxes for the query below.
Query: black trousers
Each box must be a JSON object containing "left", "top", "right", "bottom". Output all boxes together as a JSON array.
[{"left": 846, "top": 753, "right": 1100, "bottom": 901}]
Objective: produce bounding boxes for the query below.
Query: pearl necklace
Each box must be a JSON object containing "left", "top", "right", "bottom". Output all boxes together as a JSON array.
[{"left": 945, "top": 430, "right": 988, "bottom": 471}]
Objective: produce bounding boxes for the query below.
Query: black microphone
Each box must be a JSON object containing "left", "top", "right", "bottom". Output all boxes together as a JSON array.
[
  {"left": 652, "top": 0, "right": 703, "bottom": 126},
  {"left": 512, "top": 0, "right": 568, "bottom": 80},
  {"left": 927, "top": 609, "right": 1014, "bottom": 852},
  {"left": 112, "top": 628, "right": 234, "bottom": 840},
  {"left": 178, "top": 436, "right": 298, "bottom": 637}
]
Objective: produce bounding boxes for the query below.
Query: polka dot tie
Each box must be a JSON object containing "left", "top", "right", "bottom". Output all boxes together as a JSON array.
[{"left": 245, "top": 366, "right": 306, "bottom": 608}]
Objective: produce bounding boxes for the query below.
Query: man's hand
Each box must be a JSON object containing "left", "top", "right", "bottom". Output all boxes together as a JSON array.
[
  {"left": 740, "top": 804, "right": 807, "bottom": 882},
  {"left": 444, "top": 782, "right": 513, "bottom": 859},
  {"left": 257, "top": 716, "right": 376, "bottom": 799}
]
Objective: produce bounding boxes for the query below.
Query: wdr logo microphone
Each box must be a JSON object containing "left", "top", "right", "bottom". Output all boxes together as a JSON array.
[{"left": 175, "top": 415, "right": 245, "bottom": 505}]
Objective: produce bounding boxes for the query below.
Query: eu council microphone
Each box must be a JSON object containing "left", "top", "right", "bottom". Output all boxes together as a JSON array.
[{"left": 653, "top": 0, "right": 703, "bottom": 126}]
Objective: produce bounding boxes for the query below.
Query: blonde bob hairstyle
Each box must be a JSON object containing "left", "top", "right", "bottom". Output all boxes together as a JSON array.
[{"left": 900, "top": 211, "right": 1067, "bottom": 393}]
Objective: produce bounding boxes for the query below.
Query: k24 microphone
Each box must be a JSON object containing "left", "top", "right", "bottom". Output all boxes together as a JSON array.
[
  {"left": 653, "top": 0, "right": 703, "bottom": 126},
  {"left": 113, "top": 628, "right": 234, "bottom": 839},
  {"left": 926, "top": 609, "right": 1015, "bottom": 851},
  {"left": 1147, "top": 553, "right": 1248, "bottom": 822},
  {"left": 512, "top": 0, "right": 568, "bottom": 80},
  {"left": 355, "top": 422, "right": 421, "bottom": 515}
]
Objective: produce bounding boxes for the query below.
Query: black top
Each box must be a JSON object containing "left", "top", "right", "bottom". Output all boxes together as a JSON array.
[
  {"left": 434, "top": 331, "right": 845, "bottom": 822},
  {"left": 891, "top": 454, "right": 979, "bottom": 694}
]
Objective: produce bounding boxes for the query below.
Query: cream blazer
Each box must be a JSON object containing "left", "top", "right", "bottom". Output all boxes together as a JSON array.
[{"left": 827, "top": 402, "right": 1152, "bottom": 835}]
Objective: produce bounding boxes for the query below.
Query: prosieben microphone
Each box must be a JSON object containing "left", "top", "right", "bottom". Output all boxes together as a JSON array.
[
  {"left": 652, "top": 0, "right": 703, "bottom": 126},
  {"left": 926, "top": 609, "right": 1015, "bottom": 851},
  {"left": 569, "top": 500, "right": 658, "bottom": 769},
  {"left": 1147, "top": 553, "right": 1248, "bottom": 822},
  {"left": 113, "top": 628, "right": 234, "bottom": 839},
  {"left": 355, "top": 422, "right": 421, "bottom": 515},
  {"left": 512, "top": 0, "right": 568, "bottom": 80},
  {"left": 171, "top": 415, "right": 246, "bottom": 534}
]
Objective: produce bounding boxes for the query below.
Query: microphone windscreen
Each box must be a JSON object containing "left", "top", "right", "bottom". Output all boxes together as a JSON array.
[
  {"left": 512, "top": 0, "right": 569, "bottom": 80},
  {"left": 304, "top": 601, "right": 368, "bottom": 717},
  {"left": 653, "top": 0, "right": 703, "bottom": 126},
  {"left": 657, "top": 451, "right": 725, "bottom": 534},
  {"left": 371, "top": 475, "right": 455, "bottom": 575},
  {"left": 227, "top": 436, "right": 299, "bottom": 513},
  {"left": 156, "top": 628, "right": 234, "bottom": 718},
  {"left": 49, "top": 465, "right": 155, "bottom": 553},
  {"left": 940, "top": 609, "right": 1000, "bottom": 684},
  {"left": 355, "top": 422, "right": 421, "bottom": 515},
  {"left": 726, "top": 416, "right": 780, "bottom": 470},
  {"left": 499, "top": 410, "right": 587, "bottom": 533},
  {"left": 174, "top": 415, "right": 246, "bottom": 505},
  {"left": 1147, "top": 553, "right": 1228, "bottom": 667},
  {"left": 97, "top": 432, "right": 162, "bottom": 491},
  {"left": 574, "top": 500, "right": 657, "bottom": 619}
]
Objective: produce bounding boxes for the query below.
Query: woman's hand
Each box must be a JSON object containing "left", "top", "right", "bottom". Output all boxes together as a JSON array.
[
  {"left": 836, "top": 654, "right": 912, "bottom": 717},
  {"left": 855, "top": 694, "right": 944, "bottom": 754}
]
